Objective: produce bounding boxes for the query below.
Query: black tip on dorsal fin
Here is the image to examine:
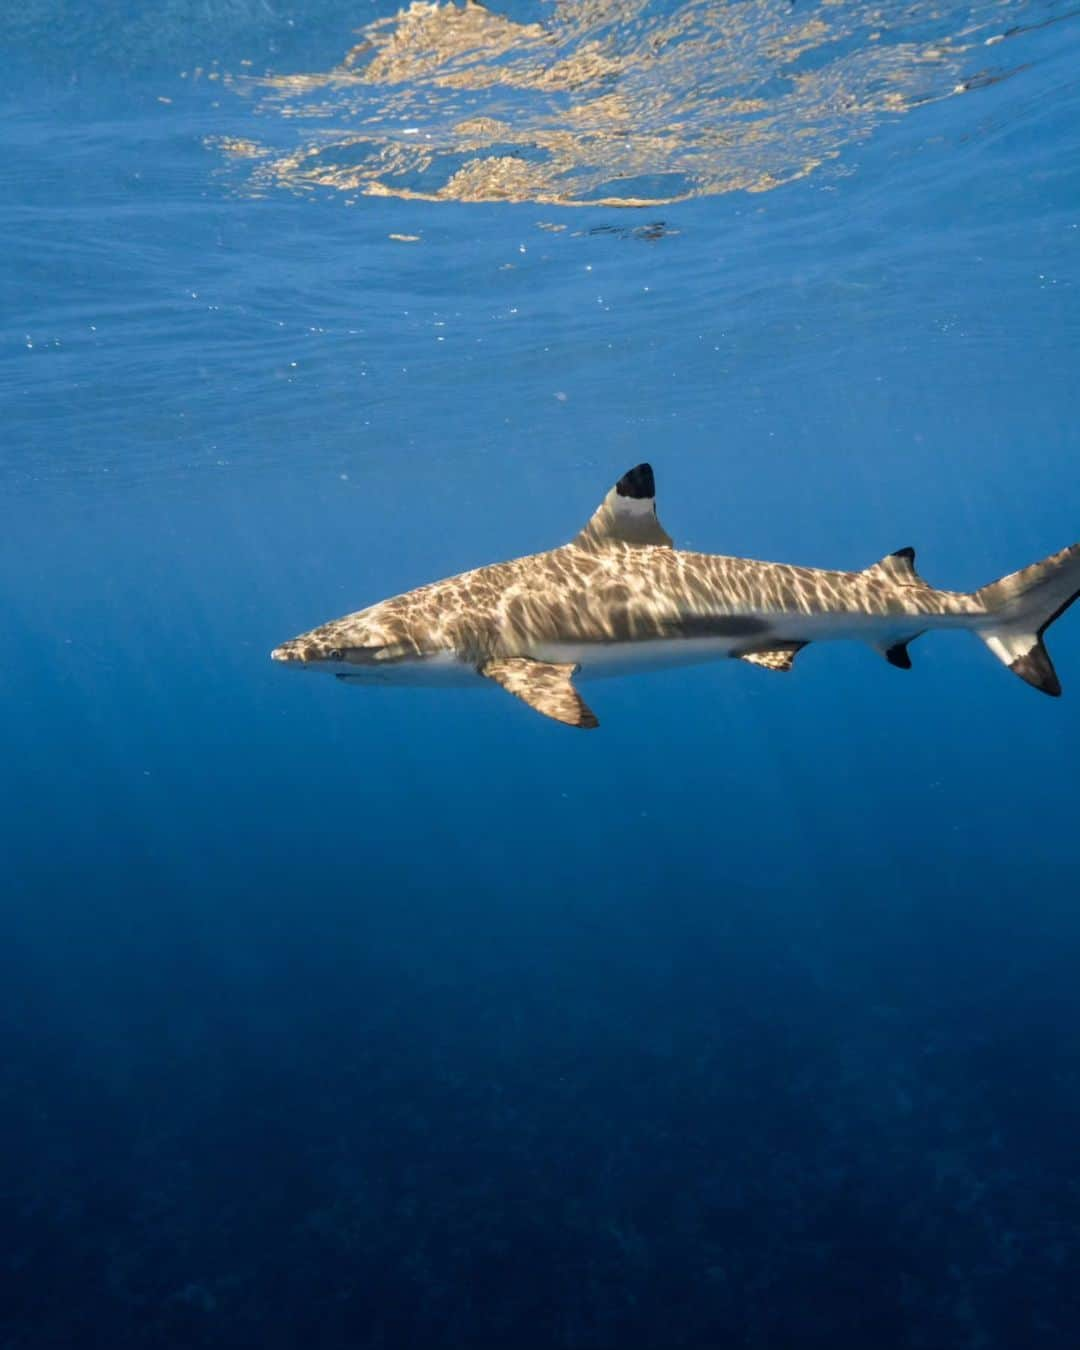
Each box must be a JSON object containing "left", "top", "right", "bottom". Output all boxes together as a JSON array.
[
  {"left": 866, "top": 547, "right": 921, "bottom": 584},
  {"left": 885, "top": 641, "right": 913, "bottom": 669},
  {"left": 615, "top": 463, "right": 655, "bottom": 500},
  {"left": 574, "top": 463, "right": 671, "bottom": 549}
]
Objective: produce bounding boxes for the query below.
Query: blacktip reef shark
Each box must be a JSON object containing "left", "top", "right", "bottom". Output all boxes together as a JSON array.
[{"left": 271, "top": 464, "right": 1080, "bottom": 729}]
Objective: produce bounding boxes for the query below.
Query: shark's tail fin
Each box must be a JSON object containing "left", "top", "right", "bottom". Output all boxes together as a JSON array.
[{"left": 975, "top": 543, "right": 1080, "bottom": 696}]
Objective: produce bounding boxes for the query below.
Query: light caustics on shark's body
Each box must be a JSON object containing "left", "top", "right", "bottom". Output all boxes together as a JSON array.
[
  {"left": 272, "top": 465, "right": 1080, "bottom": 729},
  {"left": 214, "top": 0, "right": 1045, "bottom": 207}
]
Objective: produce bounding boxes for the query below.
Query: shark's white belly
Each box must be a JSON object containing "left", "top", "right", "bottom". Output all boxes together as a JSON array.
[
  {"left": 533, "top": 637, "right": 747, "bottom": 679},
  {"left": 337, "top": 612, "right": 964, "bottom": 688},
  {"left": 532, "top": 609, "right": 952, "bottom": 680},
  {"left": 339, "top": 642, "right": 747, "bottom": 687}
]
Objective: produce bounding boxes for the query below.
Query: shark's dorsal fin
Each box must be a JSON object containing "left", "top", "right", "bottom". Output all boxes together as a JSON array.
[
  {"left": 573, "top": 463, "right": 673, "bottom": 550},
  {"left": 864, "top": 547, "right": 921, "bottom": 584},
  {"left": 480, "top": 657, "right": 599, "bottom": 729}
]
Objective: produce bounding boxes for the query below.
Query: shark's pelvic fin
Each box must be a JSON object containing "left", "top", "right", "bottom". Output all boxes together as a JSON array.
[
  {"left": 574, "top": 462, "right": 674, "bottom": 551},
  {"left": 864, "top": 547, "right": 922, "bottom": 585},
  {"left": 481, "top": 657, "right": 599, "bottom": 729},
  {"left": 738, "top": 643, "right": 806, "bottom": 672}
]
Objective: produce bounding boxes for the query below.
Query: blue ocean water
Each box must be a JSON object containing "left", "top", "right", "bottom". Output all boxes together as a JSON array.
[{"left": 3, "top": 0, "right": 1080, "bottom": 1345}]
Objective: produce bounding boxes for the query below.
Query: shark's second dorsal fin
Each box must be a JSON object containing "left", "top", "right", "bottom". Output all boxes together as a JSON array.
[
  {"left": 573, "top": 463, "right": 674, "bottom": 550},
  {"left": 864, "top": 547, "right": 922, "bottom": 585}
]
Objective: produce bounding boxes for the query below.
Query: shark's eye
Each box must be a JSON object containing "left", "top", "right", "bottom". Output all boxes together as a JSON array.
[{"left": 328, "top": 648, "right": 345, "bottom": 661}]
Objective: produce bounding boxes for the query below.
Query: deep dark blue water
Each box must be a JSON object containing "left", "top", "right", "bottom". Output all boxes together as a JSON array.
[{"left": 3, "top": 1, "right": 1080, "bottom": 1345}]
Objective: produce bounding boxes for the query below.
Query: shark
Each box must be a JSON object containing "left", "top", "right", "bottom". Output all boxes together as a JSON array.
[{"left": 271, "top": 463, "right": 1080, "bottom": 729}]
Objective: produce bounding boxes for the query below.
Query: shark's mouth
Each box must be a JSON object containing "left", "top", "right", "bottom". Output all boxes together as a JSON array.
[
  {"left": 213, "top": 0, "right": 1040, "bottom": 207},
  {"left": 271, "top": 640, "right": 449, "bottom": 677}
]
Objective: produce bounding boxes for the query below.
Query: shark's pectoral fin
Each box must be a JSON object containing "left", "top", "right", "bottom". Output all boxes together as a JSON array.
[
  {"left": 737, "top": 643, "right": 806, "bottom": 673},
  {"left": 481, "top": 658, "right": 599, "bottom": 729}
]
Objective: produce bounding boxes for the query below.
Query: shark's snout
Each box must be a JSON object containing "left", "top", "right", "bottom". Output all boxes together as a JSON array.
[
  {"left": 271, "top": 637, "right": 350, "bottom": 666},
  {"left": 271, "top": 641, "right": 309, "bottom": 664}
]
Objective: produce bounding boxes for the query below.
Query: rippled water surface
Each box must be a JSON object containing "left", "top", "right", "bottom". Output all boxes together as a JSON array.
[{"left": 4, "top": 2, "right": 1080, "bottom": 1347}]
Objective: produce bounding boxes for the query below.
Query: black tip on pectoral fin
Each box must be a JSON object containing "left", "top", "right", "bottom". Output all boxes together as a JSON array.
[
  {"left": 1011, "top": 642, "right": 1062, "bottom": 697},
  {"left": 615, "top": 463, "right": 655, "bottom": 500}
]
